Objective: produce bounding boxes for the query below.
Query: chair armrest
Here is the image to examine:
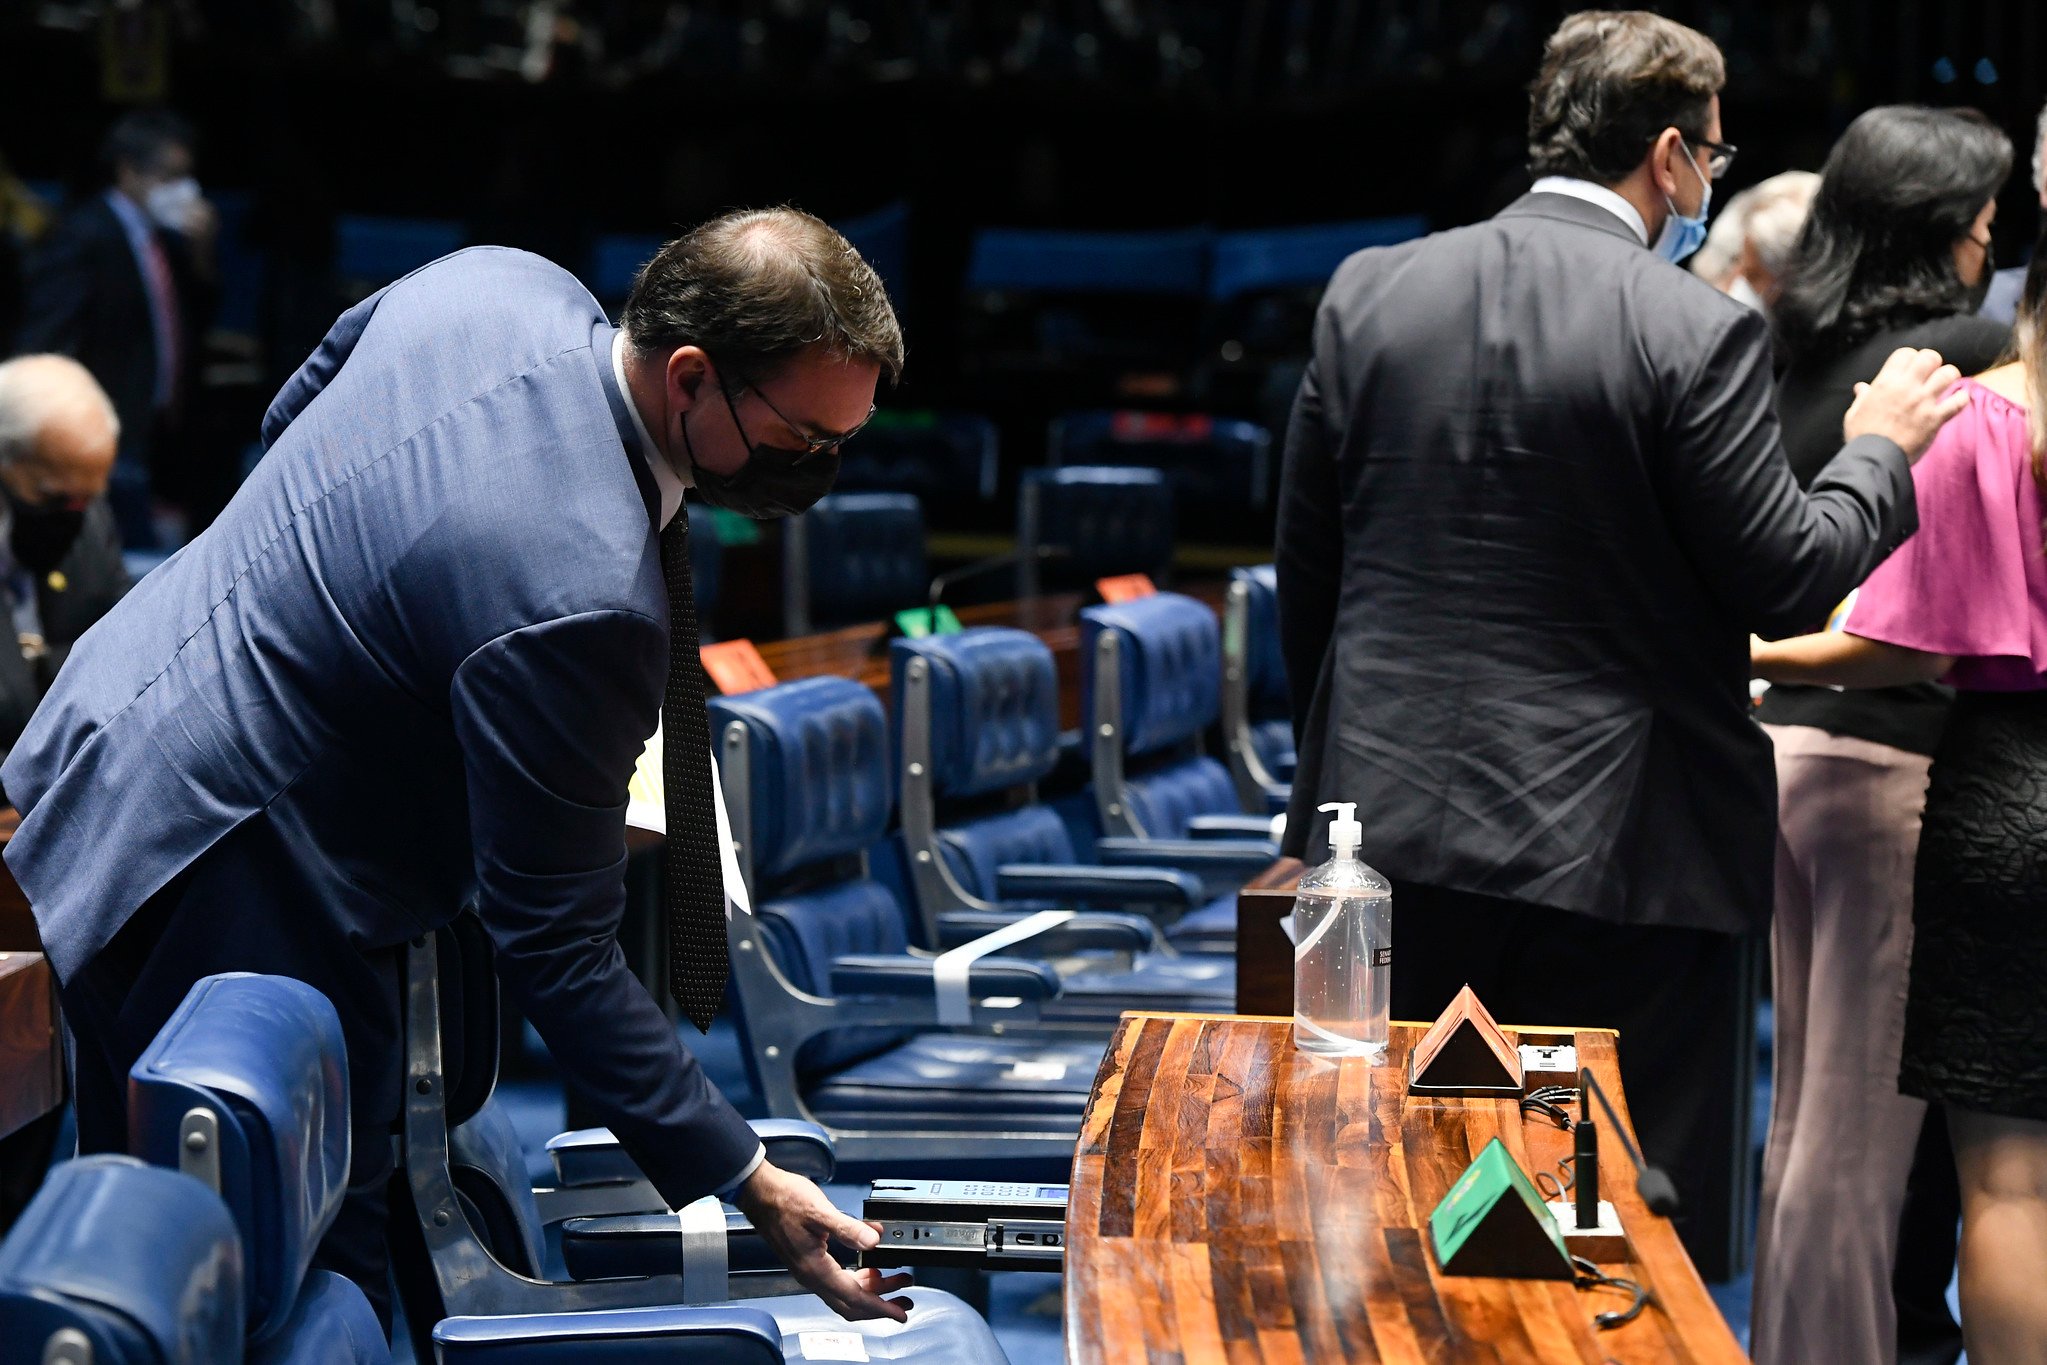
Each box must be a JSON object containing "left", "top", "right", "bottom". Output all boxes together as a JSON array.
[
  {"left": 992, "top": 863, "right": 1203, "bottom": 911},
  {"left": 561, "top": 1209, "right": 802, "bottom": 1282},
  {"left": 1095, "top": 837, "right": 1281, "bottom": 893},
  {"left": 547, "top": 1120, "right": 834, "bottom": 1188},
  {"left": 434, "top": 1305, "right": 783, "bottom": 1364},
  {"left": 828, "top": 954, "right": 1062, "bottom": 1000},
  {"left": 1187, "top": 813, "right": 1282, "bottom": 840},
  {"left": 935, "top": 908, "right": 1153, "bottom": 953}
]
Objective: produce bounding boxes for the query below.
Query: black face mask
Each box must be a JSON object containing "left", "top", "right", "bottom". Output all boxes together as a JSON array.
[
  {"left": 9, "top": 500, "right": 85, "bottom": 576},
  {"left": 680, "top": 399, "right": 840, "bottom": 521}
]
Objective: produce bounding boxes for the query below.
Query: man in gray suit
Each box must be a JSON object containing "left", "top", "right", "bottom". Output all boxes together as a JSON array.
[
  {"left": 3, "top": 210, "right": 907, "bottom": 1327},
  {"left": 1276, "top": 10, "right": 1965, "bottom": 1267}
]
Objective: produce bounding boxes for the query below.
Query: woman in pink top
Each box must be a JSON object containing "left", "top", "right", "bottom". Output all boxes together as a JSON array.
[{"left": 1754, "top": 262, "right": 2047, "bottom": 1363}]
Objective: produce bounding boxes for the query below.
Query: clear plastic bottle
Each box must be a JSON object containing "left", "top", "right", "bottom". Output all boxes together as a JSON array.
[{"left": 1292, "top": 801, "right": 1393, "bottom": 1059}]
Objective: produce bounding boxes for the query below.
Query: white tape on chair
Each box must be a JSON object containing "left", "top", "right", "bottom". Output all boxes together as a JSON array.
[
  {"left": 931, "top": 909, "right": 1075, "bottom": 1026},
  {"left": 676, "top": 1194, "right": 729, "bottom": 1304}
]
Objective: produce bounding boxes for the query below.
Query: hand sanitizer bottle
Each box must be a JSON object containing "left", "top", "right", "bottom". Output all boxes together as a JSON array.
[{"left": 1292, "top": 801, "right": 1392, "bottom": 1059}]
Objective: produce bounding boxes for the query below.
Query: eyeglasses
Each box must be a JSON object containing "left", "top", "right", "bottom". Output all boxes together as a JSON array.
[
  {"left": 1682, "top": 135, "right": 1738, "bottom": 181},
  {"left": 722, "top": 371, "right": 874, "bottom": 460}
]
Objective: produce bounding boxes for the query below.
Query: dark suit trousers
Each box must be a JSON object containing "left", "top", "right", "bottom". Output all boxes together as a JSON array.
[
  {"left": 1390, "top": 881, "right": 1758, "bottom": 1281},
  {"left": 56, "top": 810, "right": 404, "bottom": 1335}
]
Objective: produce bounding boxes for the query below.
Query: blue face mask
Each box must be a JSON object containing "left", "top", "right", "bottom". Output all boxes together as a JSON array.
[{"left": 1654, "top": 141, "right": 1712, "bottom": 264}]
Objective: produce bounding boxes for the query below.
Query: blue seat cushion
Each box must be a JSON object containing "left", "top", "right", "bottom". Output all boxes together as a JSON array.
[
  {"left": 449, "top": 1097, "right": 547, "bottom": 1279},
  {"left": 247, "top": 1270, "right": 391, "bottom": 1365},
  {"left": 1165, "top": 895, "right": 1239, "bottom": 951},
  {"left": 1081, "top": 593, "right": 1223, "bottom": 756},
  {"left": 708, "top": 678, "right": 893, "bottom": 883},
  {"left": 806, "top": 1035, "right": 1101, "bottom": 1132},
  {"left": 891, "top": 628, "right": 1062, "bottom": 800},
  {"left": 1124, "top": 756, "right": 1238, "bottom": 839},
  {"left": 435, "top": 1287, "right": 1004, "bottom": 1365},
  {"left": 0, "top": 1155, "right": 244, "bottom": 1365},
  {"left": 755, "top": 880, "right": 917, "bottom": 1077},
  {"left": 936, "top": 805, "right": 1075, "bottom": 901}
]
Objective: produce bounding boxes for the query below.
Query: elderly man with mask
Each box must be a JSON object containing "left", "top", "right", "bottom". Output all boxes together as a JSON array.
[
  {"left": 3, "top": 210, "right": 905, "bottom": 1339},
  {"left": 0, "top": 355, "right": 128, "bottom": 771}
]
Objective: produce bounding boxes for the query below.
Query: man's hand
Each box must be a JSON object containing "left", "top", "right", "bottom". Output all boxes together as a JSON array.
[
  {"left": 732, "top": 1160, "right": 913, "bottom": 1322},
  {"left": 1843, "top": 346, "right": 1968, "bottom": 462}
]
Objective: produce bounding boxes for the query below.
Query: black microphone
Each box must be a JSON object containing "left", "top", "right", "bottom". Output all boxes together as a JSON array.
[
  {"left": 919, "top": 544, "right": 1071, "bottom": 630},
  {"left": 1573, "top": 1117, "right": 1600, "bottom": 1229},
  {"left": 1579, "top": 1067, "right": 1680, "bottom": 1218}
]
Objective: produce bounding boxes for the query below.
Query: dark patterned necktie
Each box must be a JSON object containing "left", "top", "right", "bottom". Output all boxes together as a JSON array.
[{"left": 660, "top": 513, "right": 728, "bottom": 1032}]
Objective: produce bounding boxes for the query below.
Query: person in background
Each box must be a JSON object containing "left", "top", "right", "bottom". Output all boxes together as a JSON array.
[
  {"left": 1753, "top": 230, "right": 2047, "bottom": 1365},
  {"left": 1691, "top": 169, "right": 1819, "bottom": 311},
  {"left": 14, "top": 109, "right": 215, "bottom": 549},
  {"left": 0, "top": 355, "right": 128, "bottom": 766},
  {"left": 0, "top": 151, "right": 53, "bottom": 350},
  {"left": 1749, "top": 105, "right": 2013, "bottom": 1365},
  {"left": 1980, "top": 100, "right": 2047, "bottom": 326},
  {"left": 1275, "top": 8, "right": 1968, "bottom": 1275}
]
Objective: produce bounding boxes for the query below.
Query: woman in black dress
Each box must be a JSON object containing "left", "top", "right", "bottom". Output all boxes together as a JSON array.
[
  {"left": 1755, "top": 229, "right": 2047, "bottom": 1364},
  {"left": 1748, "top": 105, "right": 2011, "bottom": 1365}
]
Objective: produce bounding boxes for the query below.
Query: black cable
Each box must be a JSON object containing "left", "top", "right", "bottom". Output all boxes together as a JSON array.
[{"left": 1571, "top": 1254, "right": 1652, "bottom": 1330}]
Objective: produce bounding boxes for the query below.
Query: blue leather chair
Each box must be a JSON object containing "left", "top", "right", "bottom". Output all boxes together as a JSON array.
[
  {"left": 1048, "top": 410, "right": 1274, "bottom": 540},
  {"left": 127, "top": 973, "right": 388, "bottom": 1363},
  {"left": 711, "top": 675, "right": 1108, "bottom": 1178},
  {"left": 1221, "top": 564, "right": 1295, "bottom": 812},
  {"left": 0, "top": 1155, "right": 252, "bottom": 1365},
  {"left": 890, "top": 626, "right": 1236, "bottom": 1013},
  {"left": 782, "top": 493, "right": 929, "bottom": 635},
  {"left": 834, "top": 411, "right": 999, "bottom": 509},
  {"left": 334, "top": 214, "right": 465, "bottom": 299},
  {"left": 1015, "top": 466, "right": 1174, "bottom": 597},
  {"left": 1080, "top": 592, "right": 1282, "bottom": 951}
]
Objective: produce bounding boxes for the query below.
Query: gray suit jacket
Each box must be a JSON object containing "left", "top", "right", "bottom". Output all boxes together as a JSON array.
[
  {"left": 1276, "top": 192, "right": 1917, "bottom": 934},
  {"left": 2, "top": 247, "right": 758, "bottom": 1204}
]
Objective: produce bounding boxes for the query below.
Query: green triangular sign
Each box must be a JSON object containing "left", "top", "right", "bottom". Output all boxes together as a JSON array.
[{"left": 1428, "top": 1137, "right": 1574, "bottom": 1280}]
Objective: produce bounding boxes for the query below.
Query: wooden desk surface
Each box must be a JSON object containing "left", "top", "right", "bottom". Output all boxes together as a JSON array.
[
  {"left": 753, "top": 582, "right": 1229, "bottom": 728},
  {"left": 1066, "top": 1013, "right": 1747, "bottom": 1364},
  {"left": 0, "top": 953, "right": 63, "bottom": 1142}
]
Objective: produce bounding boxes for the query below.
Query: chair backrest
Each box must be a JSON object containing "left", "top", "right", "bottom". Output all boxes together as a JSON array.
[
  {"left": 784, "top": 493, "right": 928, "bottom": 635},
  {"left": 1081, "top": 593, "right": 1237, "bottom": 838},
  {"left": 890, "top": 628, "right": 1078, "bottom": 927},
  {"left": 1233, "top": 565, "right": 1286, "bottom": 712},
  {"left": 128, "top": 974, "right": 352, "bottom": 1346},
  {"left": 835, "top": 411, "right": 999, "bottom": 505},
  {"left": 0, "top": 1155, "right": 245, "bottom": 1365},
  {"left": 1049, "top": 410, "right": 1274, "bottom": 520},
  {"left": 1222, "top": 564, "right": 1293, "bottom": 810},
  {"left": 1016, "top": 466, "right": 1173, "bottom": 595},
  {"left": 709, "top": 677, "right": 914, "bottom": 1076}
]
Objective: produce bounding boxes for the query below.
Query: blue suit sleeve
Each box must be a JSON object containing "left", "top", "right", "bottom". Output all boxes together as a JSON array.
[
  {"left": 260, "top": 283, "right": 391, "bottom": 451},
  {"left": 449, "top": 610, "right": 762, "bottom": 1210}
]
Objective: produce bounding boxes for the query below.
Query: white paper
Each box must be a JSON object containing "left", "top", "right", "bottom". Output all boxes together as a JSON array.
[{"left": 796, "top": 1330, "right": 871, "bottom": 1362}]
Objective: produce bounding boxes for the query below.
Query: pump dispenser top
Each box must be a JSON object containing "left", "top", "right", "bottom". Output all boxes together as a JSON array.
[{"left": 1320, "top": 801, "right": 1362, "bottom": 859}]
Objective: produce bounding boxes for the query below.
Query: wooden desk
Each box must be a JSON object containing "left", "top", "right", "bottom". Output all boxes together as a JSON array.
[
  {"left": 1066, "top": 1013, "right": 1747, "bottom": 1364},
  {"left": 752, "top": 582, "right": 1229, "bottom": 729},
  {"left": 0, "top": 953, "right": 63, "bottom": 1143}
]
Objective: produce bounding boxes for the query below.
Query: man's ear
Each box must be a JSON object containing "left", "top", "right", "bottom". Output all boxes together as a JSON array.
[
  {"left": 664, "top": 345, "right": 711, "bottom": 411},
  {"left": 1648, "top": 127, "right": 1687, "bottom": 198}
]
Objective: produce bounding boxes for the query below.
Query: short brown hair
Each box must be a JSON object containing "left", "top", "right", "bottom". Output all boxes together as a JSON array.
[
  {"left": 1527, "top": 11, "right": 1725, "bottom": 183},
  {"left": 622, "top": 207, "right": 905, "bottom": 384}
]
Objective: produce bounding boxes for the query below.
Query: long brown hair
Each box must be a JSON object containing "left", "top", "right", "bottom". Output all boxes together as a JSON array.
[{"left": 2016, "top": 219, "right": 2047, "bottom": 490}]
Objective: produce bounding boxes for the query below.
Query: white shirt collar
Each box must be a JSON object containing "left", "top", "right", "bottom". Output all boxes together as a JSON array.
[
  {"left": 611, "top": 331, "right": 689, "bottom": 528},
  {"left": 1530, "top": 176, "right": 1649, "bottom": 246}
]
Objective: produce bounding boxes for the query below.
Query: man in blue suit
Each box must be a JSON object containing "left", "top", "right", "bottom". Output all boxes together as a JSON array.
[{"left": 2, "top": 209, "right": 907, "bottom": 1326}]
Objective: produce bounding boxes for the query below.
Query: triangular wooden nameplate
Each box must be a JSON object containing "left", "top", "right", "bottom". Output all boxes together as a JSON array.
[
  {"left": 1429, "top": 1138, "right": 1574, "bottom": 1280},
  {"left": 1408, "top": 984, "right": 1524, "bottom": 1095}
]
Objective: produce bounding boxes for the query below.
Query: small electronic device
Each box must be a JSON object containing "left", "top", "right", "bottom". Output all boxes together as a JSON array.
[{"left": 859, "top": 1180, "right": 1069, "bottom": 1269}]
